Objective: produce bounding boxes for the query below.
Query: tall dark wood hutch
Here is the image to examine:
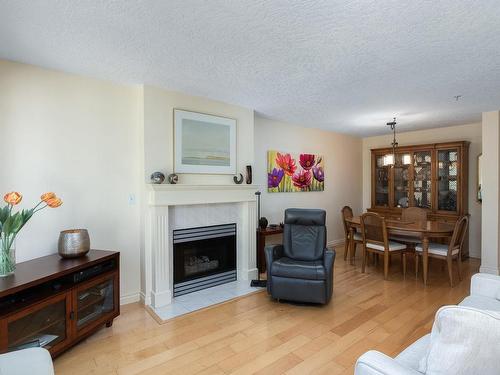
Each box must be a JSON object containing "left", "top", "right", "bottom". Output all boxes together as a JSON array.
[{"left": 369, "top": 141, "right": 469, "bottom": 255}]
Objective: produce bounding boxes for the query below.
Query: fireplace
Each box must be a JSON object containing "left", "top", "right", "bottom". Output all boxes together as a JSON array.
[{"left": 173, "top": 223, "right": 237, "bottom": 297}]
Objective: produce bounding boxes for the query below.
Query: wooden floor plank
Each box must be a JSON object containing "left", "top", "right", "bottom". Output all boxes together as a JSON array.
[{"left": 54, "top": 247, "right": 479, "bottom": 374}]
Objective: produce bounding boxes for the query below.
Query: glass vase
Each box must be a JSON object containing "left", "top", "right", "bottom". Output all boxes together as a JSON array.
[{"left": 0, "top": 237, "right": 16, "bottom": 277}]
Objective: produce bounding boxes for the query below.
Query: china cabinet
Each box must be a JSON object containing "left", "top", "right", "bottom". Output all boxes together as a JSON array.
[{"left": 369, "top": 141, "right": 469, "bottom": 256}]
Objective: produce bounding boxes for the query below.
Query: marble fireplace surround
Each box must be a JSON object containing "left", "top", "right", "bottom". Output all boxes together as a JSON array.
[{"left": 144, "top": 184, "right": 259, "bottom": 309}]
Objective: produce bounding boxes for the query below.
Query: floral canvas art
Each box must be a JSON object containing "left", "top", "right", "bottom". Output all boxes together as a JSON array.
[{"left": 267, "top": 150, "right": 324, "bottom": 192}]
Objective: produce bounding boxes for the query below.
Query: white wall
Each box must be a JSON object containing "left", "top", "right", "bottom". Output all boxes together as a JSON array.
[
  {"left": 254, "top": 116, "right": 363, "bottom": 245},
  {"left": 362, "top": 123, "right": 482, "bottom": 258},
  {"left": 0, "top": 60, "right": 142, "bottom": 303},
  {"left": 143, "top": 85, "right": 254, "bottom": 185},
  {"left": 480, "top": 112, "right": 500, "bottom": 274}
]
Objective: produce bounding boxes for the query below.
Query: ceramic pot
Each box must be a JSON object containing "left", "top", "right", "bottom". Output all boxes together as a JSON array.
[{"left": 58, "top": 229, "right": 90, "bottom": 258}]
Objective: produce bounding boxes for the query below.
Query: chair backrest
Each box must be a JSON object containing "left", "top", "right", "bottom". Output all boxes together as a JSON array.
[
  {"left": 341, "top": 206, "right": 353, "bottom": 236},
  {"left": 360, "top": 212, "right": 388, "bottom": 251},
  {"left": 402, "top": 207, "right": 429, "bottom": 222},
  {"left": 283, "top": 208, "right": 326, "bottom": 261},
  {"left": 448, "top": 215, "right": 469, "bottom": 256}
]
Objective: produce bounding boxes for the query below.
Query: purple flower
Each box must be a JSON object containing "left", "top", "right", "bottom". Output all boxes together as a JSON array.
[
  {"left": 268, "top": 168, "right": 284, "bottom": 188},
  {"left": 313, "top": 166, "right": 324, "bottom": 182}
]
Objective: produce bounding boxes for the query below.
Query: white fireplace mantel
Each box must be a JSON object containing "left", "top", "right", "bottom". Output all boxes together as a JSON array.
[
  {"left": 147, "top": 184, "right": 260, "bottom": 206},
  {"left": 143, "top": 184, "right": 259, "bottom": 309}
]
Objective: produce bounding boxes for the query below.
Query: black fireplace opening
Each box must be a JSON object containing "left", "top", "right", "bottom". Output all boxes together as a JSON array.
[{"left": 173, "top": 223, "right": 236, "bottom": 296}]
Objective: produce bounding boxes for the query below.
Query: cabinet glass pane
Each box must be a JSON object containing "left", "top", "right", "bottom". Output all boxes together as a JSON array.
[
  {"left": 77, "top": 278, "right": 114, "bottom": 329},
  {"left": 394, "top": 154, "right": 410, "bottom": 207},
  {"left": 413, "top": 151, "right": 432, "bottom": 208},
  {"left": 8, "top": 299, "right": 66, "bottom": 351},
  {"left": 438, "top": 149, "right": 458, "bottom": 211},
  {"left": 375, "top": 155, "right": 389, "bottom": 206}
]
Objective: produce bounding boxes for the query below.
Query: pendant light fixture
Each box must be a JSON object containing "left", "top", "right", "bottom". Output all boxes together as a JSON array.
[{"left": 383, "top": 117, "right": 411, "bottom": 167}]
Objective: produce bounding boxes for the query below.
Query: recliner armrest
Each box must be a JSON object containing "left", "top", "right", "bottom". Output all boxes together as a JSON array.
[
  {"left": 324, "top": 249, "right": 335, "bottom": 303},
  {"left": 324, "top": 248, "right": 335, "bottom": 268},
  {"left": 264, "top": 244, "right": 284, "bottom": 294},
  {"left": 265, "top": 244, "right": 284, "bottom": 261},
  {"left": 470, "top": 273, "right": 500, "bottom": 299},
  {"left": 355, "top": 351, "right": 422, "bottom": 375}
]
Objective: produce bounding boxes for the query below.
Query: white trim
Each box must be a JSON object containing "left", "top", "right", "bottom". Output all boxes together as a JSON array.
[
  {"left": 147, "top": 184, "right": 258, "bottom": 206},
  {"left": 174, "top": 109, "right": 237, "bottom": 174},
  {"left": 140, "top": 291, "right": 148, "bottom": 305},
  {"left": 120, "top": 292, "right": 141, "bottom": 305}
]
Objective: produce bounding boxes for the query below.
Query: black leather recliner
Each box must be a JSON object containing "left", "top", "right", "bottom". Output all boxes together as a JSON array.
[{"left": 265, "top": 208, "right": 335, "bottom": 304}]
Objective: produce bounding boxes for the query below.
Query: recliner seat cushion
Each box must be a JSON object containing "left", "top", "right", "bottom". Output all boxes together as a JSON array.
[{"left": 271, "top": 257, "right": 326, "bottom": 280}]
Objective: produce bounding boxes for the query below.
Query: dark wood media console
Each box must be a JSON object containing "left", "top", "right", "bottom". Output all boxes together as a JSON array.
[{"left": 0, "top": 250, "right": 119, "bottom": 358}]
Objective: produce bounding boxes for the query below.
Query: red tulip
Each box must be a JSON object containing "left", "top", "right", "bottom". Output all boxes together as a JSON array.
[
  {"left": 299, "top": 154, "right": 316, "bottom": 170},
  {"left": 275, "top": 152, "right": 297, "bottom": 176}
]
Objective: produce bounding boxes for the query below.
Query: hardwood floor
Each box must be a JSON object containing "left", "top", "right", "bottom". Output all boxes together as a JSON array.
[{"left": 54, "top": 247, "right": 480, "bottom": 375}]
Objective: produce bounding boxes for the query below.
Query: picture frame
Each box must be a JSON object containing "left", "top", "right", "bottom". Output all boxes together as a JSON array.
[
  {"left": 267, "top": 150, "right": 324, "bottom": 193},
  {"left": 174, "top": 109, "right": 237, "bottom": 174}
]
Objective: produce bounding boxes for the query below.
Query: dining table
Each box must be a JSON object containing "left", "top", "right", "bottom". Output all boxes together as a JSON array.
[{"left": 345, "top": 216, "right": 456, "bottom": 285}]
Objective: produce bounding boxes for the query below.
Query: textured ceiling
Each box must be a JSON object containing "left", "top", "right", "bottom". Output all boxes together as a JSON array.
[{"left": 1, "top": 1, "right": 499, "bottom": 136}]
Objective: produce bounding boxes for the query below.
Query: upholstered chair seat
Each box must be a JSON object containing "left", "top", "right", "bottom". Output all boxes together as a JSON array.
[
  {"left": 265, "top": 208, "right": 335, "bottom": 304},
  {"left": 415, "top": 243, "right": 459, "bottom": 257},
  {"left": 366, "top": 241, "right": 407, "bottom": 252}
]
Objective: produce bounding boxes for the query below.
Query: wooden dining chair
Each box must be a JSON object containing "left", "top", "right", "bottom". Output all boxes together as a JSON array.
[
  {"left": 341, "top": 206, "right": 363, "bottom": 261},
  {"left": 402, "top": 207, "right": 429, "bottom": 222},
  {"left": 360, "top": 212, "right": 408, "bottom": 280},
  {"left": 391, "top": 207, "right": 430, "bottom": 244},
  {"left": 415, "top": 215, "right": 469, "bottom": 287}
]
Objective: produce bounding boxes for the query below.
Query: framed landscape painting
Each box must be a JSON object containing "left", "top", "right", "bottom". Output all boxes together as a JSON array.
[
  {"left": 267, "top": 150, "right": 324, "bottom": 193},
  {"left": 174, "top": 109, "right": 236, "bottom": 174}
]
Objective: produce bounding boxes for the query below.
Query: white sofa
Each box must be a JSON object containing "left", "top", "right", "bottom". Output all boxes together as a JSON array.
[
  {"left": 355, "top": 273, "right": 500, "bottom": 375},
  {"left": 0, "top": 348, "right": 54, "bottom": 375}
]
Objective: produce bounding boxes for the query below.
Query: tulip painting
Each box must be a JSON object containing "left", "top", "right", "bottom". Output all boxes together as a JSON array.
[{"left": 267, "top": 150, "right": 324, "bottom": 192}]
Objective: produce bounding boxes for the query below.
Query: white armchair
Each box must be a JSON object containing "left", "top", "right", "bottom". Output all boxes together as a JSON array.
[
  {"left": 355, "top": 350, "right": 423, "bottom": 375},
  {"left": 355, "top": 273, "right": 500, "bottom": 375},
  {"left": 0, "top": 348, "right": 54, "bottom": 375}
]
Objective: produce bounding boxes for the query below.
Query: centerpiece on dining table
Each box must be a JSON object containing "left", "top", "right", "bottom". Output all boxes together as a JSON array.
[{"left": 0, "top": 191, "right": 62, "bottom": 277}]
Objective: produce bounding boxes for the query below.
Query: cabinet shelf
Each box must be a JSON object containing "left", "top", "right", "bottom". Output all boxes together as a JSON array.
[
  {"left": 9, "top": 318, "right": 65, "bottom": 349},
  {"left": 370, "top": 141, "right": 469, "bottom": 255}
]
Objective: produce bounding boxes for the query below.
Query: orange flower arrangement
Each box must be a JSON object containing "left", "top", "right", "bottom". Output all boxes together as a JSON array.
[
  {"left": 1, "top": 191, "right": 63, "bottom": 276},
  {"left": 3, "top": 192, "right": 22, "bottom": 206}
]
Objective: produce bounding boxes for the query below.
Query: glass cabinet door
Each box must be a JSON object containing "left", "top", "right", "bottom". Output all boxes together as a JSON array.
[
  {"left": 393, "top": 154, "right": 411, "bottom": 207},
  {"left": 437, "top": 149, "right": 459, "bottom": 212},
  {"left": 76, "top": 276, "right": 115, "bottom": 331},
  {"left": 413, "top": 151, "right": 432, "bottom": 209},
  {"left": 7, "top": 294, "right": 68, "bottom": 352},
  {"left": 375, "top": 155, "right": 389, "bottom": 206}
]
